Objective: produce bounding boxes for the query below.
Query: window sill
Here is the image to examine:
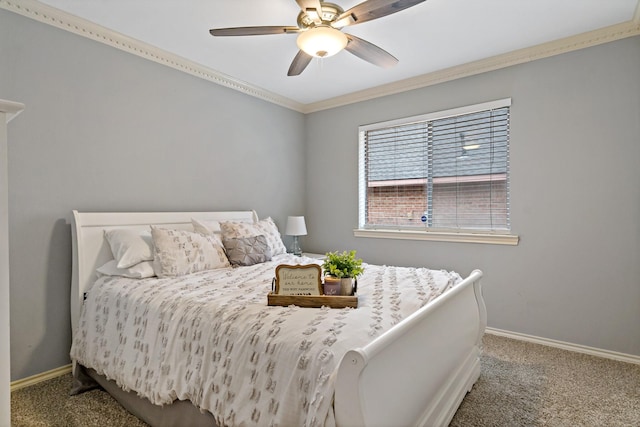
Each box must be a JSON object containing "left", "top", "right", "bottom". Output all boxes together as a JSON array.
[{"left": 353, "top": 228, "right": 519, "bottom": 246}]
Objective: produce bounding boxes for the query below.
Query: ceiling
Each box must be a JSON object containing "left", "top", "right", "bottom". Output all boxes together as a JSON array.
[{"left": 33, "top": 0, "right": 640, "bottom": 108}]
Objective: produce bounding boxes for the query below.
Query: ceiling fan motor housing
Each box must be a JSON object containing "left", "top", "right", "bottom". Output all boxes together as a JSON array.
[{"left": 296, "top": 2, "right": 345, "bottom": 29}]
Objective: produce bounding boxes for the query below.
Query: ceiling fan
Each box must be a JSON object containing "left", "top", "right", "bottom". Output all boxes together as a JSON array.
[{"left": 209, "top": 0, "right": 426, "bottom": 76}]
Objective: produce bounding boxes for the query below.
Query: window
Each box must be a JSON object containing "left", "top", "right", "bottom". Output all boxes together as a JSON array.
[{"left": 358, "top": 99, "right": 517, "bottom": 244}]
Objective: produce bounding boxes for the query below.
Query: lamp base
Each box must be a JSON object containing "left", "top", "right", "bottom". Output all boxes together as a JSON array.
[{"left": 291, "top": 236, "right": 302, "bottom": 257}]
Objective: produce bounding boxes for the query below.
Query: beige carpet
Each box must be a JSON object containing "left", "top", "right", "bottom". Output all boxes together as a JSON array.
[
  {"left": 452, "top": 334, "right": 640, "bottom": 427},
  {"left": 11, "top": 334, "right": 640, "bottom": 426}
]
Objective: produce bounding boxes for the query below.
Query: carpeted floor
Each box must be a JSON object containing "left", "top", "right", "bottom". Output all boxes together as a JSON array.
[
  {"left": 450, "top": 354, "right": 546, "bottom": 426},
  {"left": 452, "top": 334, "right": 640, "bottom": 427},
  {"left": 11, "top": 334, "right": 640, "bottom": 426}
]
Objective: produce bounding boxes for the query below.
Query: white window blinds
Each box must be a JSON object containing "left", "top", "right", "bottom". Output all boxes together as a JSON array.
[{"left": 358, "top": 99, "right": 511, "bottom": 232}]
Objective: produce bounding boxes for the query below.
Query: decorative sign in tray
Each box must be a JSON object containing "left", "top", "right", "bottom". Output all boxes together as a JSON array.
[{"left": 268, "top": 264, "right": 358, "bottom": 308}]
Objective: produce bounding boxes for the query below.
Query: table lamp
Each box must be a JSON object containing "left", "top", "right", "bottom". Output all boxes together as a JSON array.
[{"left": 285, "top": 216, "right": 307, "bottom": 256}]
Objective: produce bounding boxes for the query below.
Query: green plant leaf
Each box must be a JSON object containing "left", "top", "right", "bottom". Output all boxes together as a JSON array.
[{"left": 321, "top": 250, "right": 364, "bottom": 278}]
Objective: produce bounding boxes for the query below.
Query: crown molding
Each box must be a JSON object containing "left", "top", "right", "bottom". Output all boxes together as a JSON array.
[
  {"left": 2, "top": 0, "right": 639, "bottom": 114},
  {"left": 302, "top": 17, "right": 640, "bottom": 113},
  {"left": 0, "top": 0, "right": 305, "bottom": 112}
]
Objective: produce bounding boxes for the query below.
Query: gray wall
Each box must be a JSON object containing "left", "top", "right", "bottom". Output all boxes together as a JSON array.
[
  {"left": 1, "top": 9, "right": 305, "bottom": 380},
  {"left": 2, "top": 7, "right": 639, "bottom": 380},
  {"left": 304, "top": 36, "right": 640, "bottom": 357}
]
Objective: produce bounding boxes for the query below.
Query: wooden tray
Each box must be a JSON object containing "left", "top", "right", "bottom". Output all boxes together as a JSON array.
[{"left": 267, "top": 292, "right": 358, "bottom": 309}]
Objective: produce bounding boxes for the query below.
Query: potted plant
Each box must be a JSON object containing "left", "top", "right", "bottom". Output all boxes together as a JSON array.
[{"left": 322, "top": 250, "right": 364, "bottom": 296}]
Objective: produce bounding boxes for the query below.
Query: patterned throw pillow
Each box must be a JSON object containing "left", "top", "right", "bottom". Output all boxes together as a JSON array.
[
  {"left": 151, "top": 227, "right": 230, "bottom": 278},
  {"left": 223, "top": 235, "right": 272, "bottom": 266},
  {"left": 220, "top": 217, "right": 287, "bottom": 256}
]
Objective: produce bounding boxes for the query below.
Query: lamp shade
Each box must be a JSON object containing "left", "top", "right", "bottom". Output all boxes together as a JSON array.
[
  {"left": 296, "top": 26, "right": 348, "bottom": 58},
  {"left": 285, "top": 216, "right": 307, "bottom": 236}
]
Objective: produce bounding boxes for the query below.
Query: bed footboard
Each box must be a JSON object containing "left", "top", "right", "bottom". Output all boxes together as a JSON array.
[{"left": 335, "top": 269, "right": 485, "bottom": 427}]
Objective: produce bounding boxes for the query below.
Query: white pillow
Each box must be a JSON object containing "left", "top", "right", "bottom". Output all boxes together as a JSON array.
[
  {"left": 220, "top": 217, "right": 287, "bottom": 256},
  {"left": 104, "top": 229, "right": 154, "bottom": 269},
  {"left": 96, "top": 260, "right": 156, "bottom": 279},
  {"left": 192, "top": 218, "right": 221, "bottom": 235},
  {"left": 151, "top": 227, "right": 230, "bottom": 278}
]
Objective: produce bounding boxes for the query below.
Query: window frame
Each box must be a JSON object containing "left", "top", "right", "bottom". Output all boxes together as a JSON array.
[{"left": 356, "top": 99, "right": 519, "bottom": 245}]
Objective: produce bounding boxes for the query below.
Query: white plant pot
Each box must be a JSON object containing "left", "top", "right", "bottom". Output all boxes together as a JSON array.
[{"left": 340, "top": 278, "right": 354, "bottom": 296}]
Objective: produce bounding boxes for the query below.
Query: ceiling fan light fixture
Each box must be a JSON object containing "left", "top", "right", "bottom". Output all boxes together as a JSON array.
[{"left": 296, "top": 26, "right": 348, "bottom": 58}]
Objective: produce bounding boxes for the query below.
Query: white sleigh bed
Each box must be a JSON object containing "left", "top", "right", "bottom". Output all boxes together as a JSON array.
[{"left": 70, "top": 210, "right": 486, "bottom": 427}]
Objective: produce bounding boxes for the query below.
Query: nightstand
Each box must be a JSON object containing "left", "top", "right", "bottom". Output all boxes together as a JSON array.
[{"left": 302, "top": 252, "right": 326, "bottom": 260}]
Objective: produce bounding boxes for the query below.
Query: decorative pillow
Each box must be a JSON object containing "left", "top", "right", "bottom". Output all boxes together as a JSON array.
[
  {"left": 192, "top": 218, "right": 221, "bottom": 235},
  {"left": 104, "top": 229, "right": 154, "bottom": 269},
  {"left": 151, "top": 227, "right": 230, "bottom": 278},
  {"left": 220, "top": 217, "right": 287, "bottom": 256},
  {"left": 223, "top": 235, "right": 272, "bottom": 266},
  {"left": 96, "top": 260, "right": 156, "bottom": 279}
]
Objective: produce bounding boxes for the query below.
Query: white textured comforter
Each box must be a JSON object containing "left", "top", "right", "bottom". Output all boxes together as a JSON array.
[{"left": 70, "top": 254, "right": 461, "bottom": 427}]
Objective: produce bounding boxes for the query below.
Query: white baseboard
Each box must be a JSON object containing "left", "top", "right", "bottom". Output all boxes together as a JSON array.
[
  {"left": 10, "top": 364, "right": 72, "bottom": 392},
  {"left": 10, "top": 329, "right": 639, "bottom": 392},
  {"left": 485, "top": 327, "right": 640, "bottom": 365}
]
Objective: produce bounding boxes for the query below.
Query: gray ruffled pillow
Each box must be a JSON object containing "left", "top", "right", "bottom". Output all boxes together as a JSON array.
[
  {"left": 223, "top": 235, "right": 272, "bottom": 266},
  {"left": 220, "top": 217, "right": 287, "bottom": 256}
]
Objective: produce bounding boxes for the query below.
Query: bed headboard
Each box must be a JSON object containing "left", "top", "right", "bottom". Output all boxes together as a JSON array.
[{"left": 70, "top": 210, "right": 259, "bottom": 339}]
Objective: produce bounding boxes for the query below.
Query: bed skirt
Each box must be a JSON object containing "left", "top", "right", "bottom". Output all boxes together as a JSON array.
[{"left": 71, "top": 364, "right": 217, "bottom": 427}]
